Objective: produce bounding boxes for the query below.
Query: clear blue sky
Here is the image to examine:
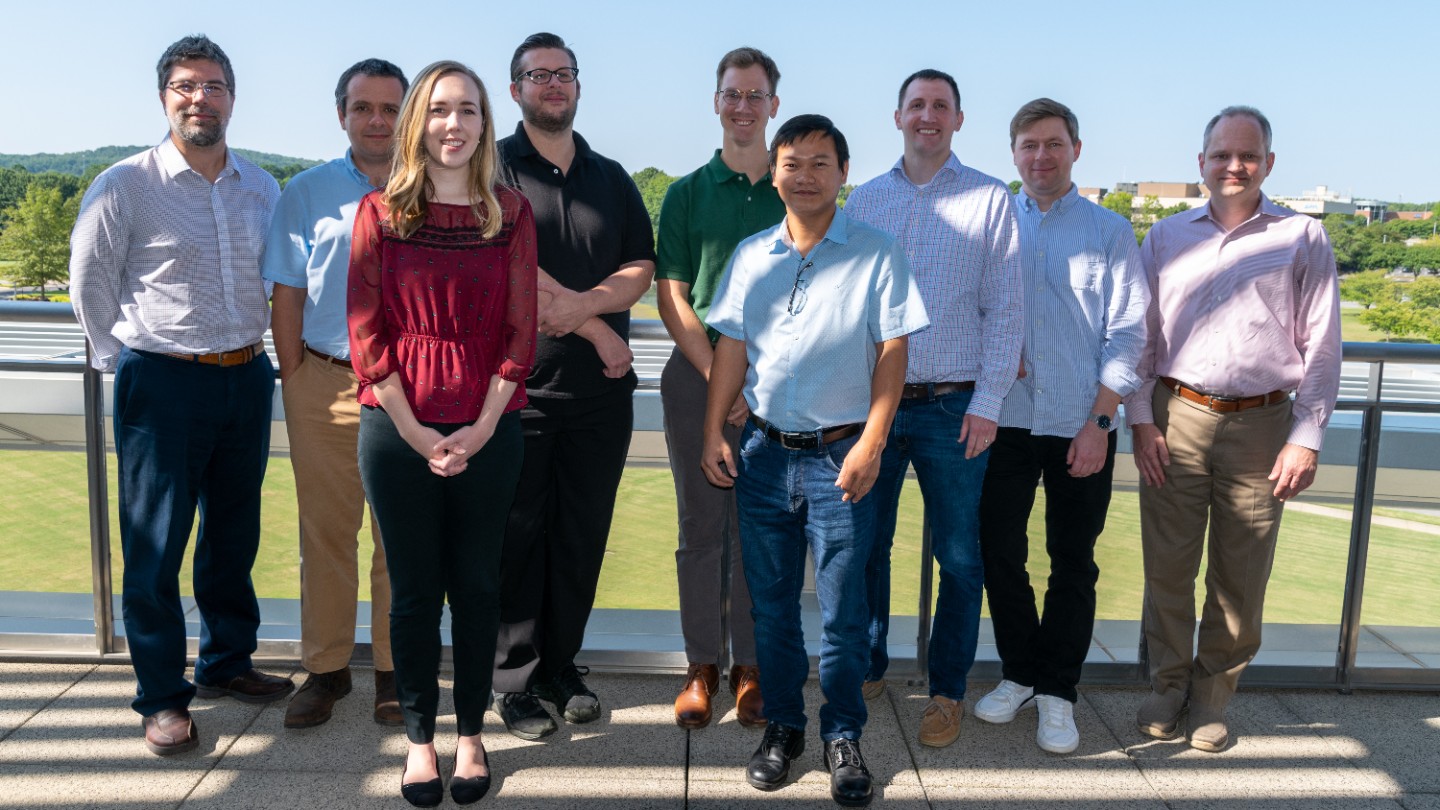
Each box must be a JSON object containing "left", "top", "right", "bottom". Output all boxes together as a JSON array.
[{"left": 4, "top": 0, "right": 1436, "bottom": 203}]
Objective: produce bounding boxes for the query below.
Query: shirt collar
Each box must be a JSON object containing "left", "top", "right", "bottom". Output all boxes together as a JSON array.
[
  {"left": 774, "top": 206, "right": 851, "bottom": 250},
  {"left": 1017, "top": 182, "right": 1079, "bottom": 214},
  {"left": 508, "top": 121, "right": 593, "bottom": 162},
  {"left": 1191, "top": 192, "right": 1285, "bottom": 225},
  {"left": 157, "top": 135, "right": 238, "bottom": 181},
  {"left": 703, "top": 149, "right": 767, "bottom": 184},
  {"left": 886, "top": 151, "right": 962, "bottom": 187},
  {"left": 342, "top": 149, "right": 376, "bottom": 188}
]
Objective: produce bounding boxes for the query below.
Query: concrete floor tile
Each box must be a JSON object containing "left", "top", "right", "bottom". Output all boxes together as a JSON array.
[
  {"left": 0, "top": 665, "right": 274, "bottom": 770},
  {"left": 492, "top": 774, "right": 685, "bottom": 808},
  {"left": 1400, "top": 794, "right": 1440, "bottom": 810},
  {"left": 927, "top": 785, "right": 1167, "bottom": 809},
  {"left": 1158, "top": 801, "right": 1404, "bottom": 809},
  {"left": 183, "top": 768, "right": 416, "bottom": 809},
  {"left": 898, "top": 684, "right": 1142, "bottom": 791},
  {"left": 686, "top": 778, "right": 929, "bottom": 808},
  {"left": 1273, "top": 690, "right": 1440, "bottom": 794},
  {"left": 0, "top": 763, "right": 209, "bottom": 809},
  {"left": 0, "top": 662, "right": 92, "bottom": 739}
]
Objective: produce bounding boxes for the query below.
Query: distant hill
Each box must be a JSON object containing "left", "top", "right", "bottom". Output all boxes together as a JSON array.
[{"left": 0, "top": 146, "right": 322, "bottom": 175}]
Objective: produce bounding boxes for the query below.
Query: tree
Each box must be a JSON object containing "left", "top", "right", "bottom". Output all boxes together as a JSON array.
[
  {"left": 836, "top": 183, "right": 854, "bottom": 207},
  {"left": 1339, "top": 270, "right": 1399, "bottom": 309},
  {"left": 1007, "top": 180, "right": 1021, "bottom": 195},
  {"left": 1101, "top": 191, "right": 1133, "bottom": 219},
  {"left": 630, "top": 166, "right": 675, "bottom": 234},
  {"left": 0, "top": 185, "right": 78, "bottom": 300},
  {"left": 1359, "top": 298, "right": 1423, "bottom": 341}
]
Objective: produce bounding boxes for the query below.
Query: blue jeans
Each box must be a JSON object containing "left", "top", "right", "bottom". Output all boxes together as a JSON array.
[
  {"left": 113, "top": 346, "right": 273, "bottom": 716},
  {"left": 864, "top": 390, "right": 987, "bottom": 700},
  {"left": 736, "top": 422, "right": 875, "bottom": 741}
]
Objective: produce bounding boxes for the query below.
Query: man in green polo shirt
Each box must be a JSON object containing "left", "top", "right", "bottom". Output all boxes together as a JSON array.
[{"left": 656, "top": 46, "right": 786, "bottom": 731}]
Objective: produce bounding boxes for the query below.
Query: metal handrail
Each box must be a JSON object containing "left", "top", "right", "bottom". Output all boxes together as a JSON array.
[{"left": 4, "top": 301, "right": 1440, "bottom": 690}]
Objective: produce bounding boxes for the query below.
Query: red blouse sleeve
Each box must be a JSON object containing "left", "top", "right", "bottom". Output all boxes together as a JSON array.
[
  {"left": 498, "top": 190, "right": 538, "bottom": 382},
  {"left": 347, "top": 192, "right": 396, "bottom": 385}
]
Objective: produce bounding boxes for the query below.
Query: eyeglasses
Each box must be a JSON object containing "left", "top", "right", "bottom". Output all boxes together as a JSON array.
[
  {"left": 717, "top": 89, "right": 772, "bottom": 107},
  {"left": 516, "top": 67, "right": 579, "bottom": 85},
  {"left": 788, "top": 260, "right": 813, "bottom": 316},
  {"left": 166, "top": 81, "right": 230, "bottom": 99}
]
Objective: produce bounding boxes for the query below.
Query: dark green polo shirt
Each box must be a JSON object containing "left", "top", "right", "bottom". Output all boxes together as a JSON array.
[{"left": 655, "top": 150, "right": 786, "bottom": 343}]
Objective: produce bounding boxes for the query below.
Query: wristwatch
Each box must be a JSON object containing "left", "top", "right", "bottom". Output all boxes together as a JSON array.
[{"left": 1089, "top": 413, "right": 1113, "bottom": 431}]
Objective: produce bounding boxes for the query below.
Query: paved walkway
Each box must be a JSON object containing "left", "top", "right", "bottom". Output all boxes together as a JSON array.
[{"left": 1, "top": 662, "right": 1436, "bottom": 809}]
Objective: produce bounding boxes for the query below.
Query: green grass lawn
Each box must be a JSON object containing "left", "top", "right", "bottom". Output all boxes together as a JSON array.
[
  {"left": 1341, "top": 307, "right": 1434, "bottom": 344},
  {"left": 2, "top": 450, "right": 1436, "bottom": 626}
]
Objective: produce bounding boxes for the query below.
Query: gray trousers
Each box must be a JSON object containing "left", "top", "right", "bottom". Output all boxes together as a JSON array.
[{"left": 662, "top": 348, "right": 757, "bottom": 666}]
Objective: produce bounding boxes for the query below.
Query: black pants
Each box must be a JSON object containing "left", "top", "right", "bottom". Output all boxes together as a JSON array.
[
  {"left": 358, "top": 406, "right": 522, "bottom": 743},
  {"left": 978, "top": 426, "right": 1115, "bottom": 703},
  {"left": 493, "top": 389, "right": 633, "bottom": 692}
]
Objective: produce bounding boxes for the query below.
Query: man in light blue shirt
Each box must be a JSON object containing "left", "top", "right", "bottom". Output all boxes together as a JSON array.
[
  {"left": 702, "top": 115, "right": 928, "bottom": 808},
  {"left": 261, "top": 58, "right": 408, "bottom": 730},
  {"left": 972, "top": 98, "right": 1148, "bottom": 754}
]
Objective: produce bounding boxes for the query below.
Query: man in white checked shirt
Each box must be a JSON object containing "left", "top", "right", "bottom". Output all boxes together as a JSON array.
[
  {"left": 845, "top": 68, "right": 1023, "bottom": 749},
  {"left": 1126, "top": 106, "right": 1341, "bottom": 753},
  {"left": 971, "top": 99, "right": 1148, "bottom": 754},
  {"left": 70, "top": 34, "right": 292, "bottom": 757}
]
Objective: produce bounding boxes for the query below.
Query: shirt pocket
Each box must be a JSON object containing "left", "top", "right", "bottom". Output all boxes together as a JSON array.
[{"left": 1068, "top": 256, "right": 1103, "bottom": 292}]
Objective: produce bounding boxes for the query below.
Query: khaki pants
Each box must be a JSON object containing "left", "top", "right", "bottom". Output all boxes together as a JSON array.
[
  {"left": 281, "top": 350, "right": 392, "bottom": 673},
  {"left": 1139, "top": 386, "right": 1290, "bottom": 710}
]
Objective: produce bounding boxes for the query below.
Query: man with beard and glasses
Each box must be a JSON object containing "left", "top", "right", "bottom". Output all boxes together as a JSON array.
[
  {"left": 489, "top": 31, "right": 657, "bottom": 740},
  {"left": 262, "top": 58, "right": 409, "bottom": 731},
  {"left": 71, "top": 34, "right": 292, "bottom": 756}
]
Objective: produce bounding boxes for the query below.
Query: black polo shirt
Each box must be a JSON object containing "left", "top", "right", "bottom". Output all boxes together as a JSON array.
[{"left": 498, "top": 123, "right": 656, "bottom": 399}]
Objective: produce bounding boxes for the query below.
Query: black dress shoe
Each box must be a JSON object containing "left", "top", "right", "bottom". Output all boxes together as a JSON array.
[
  {"left": 195, "top": 668, "right": 295, "bottom": 704},
  {"left": 824, "top": 737, "right": 873, "bottom": 807},
  {"left": 493, "top": 691, "right": 557, "bottom": 740},
  {"left": 746, "top": 722, "right": 805, "bottom": 791},
  {"left": 450, "top": 749, "right": 491, "bottom": 805},
  {"left": 401, "top": 750, "right": 443, "bottom": 808}
]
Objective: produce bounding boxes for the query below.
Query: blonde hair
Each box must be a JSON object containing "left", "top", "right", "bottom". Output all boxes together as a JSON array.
[{"left": 384, "top": 60, "right": 503, "bottom": 239}]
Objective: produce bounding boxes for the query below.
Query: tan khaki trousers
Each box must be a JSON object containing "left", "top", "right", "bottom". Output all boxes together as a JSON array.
[
  {"left": 281, "top": 351, "right": 392, "bottom": 672},
  {"left": 1139, "top": 386, "right": 1290, "bottom": 710}
]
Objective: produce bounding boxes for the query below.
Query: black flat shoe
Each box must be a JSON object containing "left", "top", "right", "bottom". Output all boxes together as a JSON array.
[
  {"left": 451, "top": 748, "right": 492, "bottom": 805},
  {"left": 401, "top": 750, "right": 443, "bottom": 808}
]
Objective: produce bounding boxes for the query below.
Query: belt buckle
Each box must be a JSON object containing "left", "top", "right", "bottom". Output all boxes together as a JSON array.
[{"left": 780, "top": 432, "right": 817, "bottom": 450}]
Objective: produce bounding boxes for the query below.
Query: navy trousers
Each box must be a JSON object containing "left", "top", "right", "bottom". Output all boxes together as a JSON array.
[{"left": 113, "top": 346, "right": 273, "bottom": 717}]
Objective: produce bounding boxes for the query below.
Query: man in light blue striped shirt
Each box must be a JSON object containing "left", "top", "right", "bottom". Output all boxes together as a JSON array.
[
  {"left": 845, "top": 68, "right": 1023, "bottom": 749},
  {"left": 971, "top": 99, "right": 1148, "bottom": 754}
]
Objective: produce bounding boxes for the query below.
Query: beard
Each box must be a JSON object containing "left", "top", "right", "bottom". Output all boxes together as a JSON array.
[
  {"left": 170, "top": 108, "right": 226, "bottom": 148},
  {"left": 519, "top": 97, "right": 576, "bottom": 135}
]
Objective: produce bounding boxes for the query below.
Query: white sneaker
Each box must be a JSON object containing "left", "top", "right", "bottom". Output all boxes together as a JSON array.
[
  {"left": 1035, "top": 694, "right": 1079, "bottom": 754},
  {"left": 973, "top": 680, "right": 1035, "bottom": 724}
]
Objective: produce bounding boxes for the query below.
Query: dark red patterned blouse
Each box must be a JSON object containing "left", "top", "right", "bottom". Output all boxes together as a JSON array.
[{"left": 347, "top": 187, "right": 537, "bottom": 422}]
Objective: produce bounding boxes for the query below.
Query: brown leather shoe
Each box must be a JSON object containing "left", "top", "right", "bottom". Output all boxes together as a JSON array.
[
  {"left": 675, "top": 663, "right": 719, "bottom": 729},
  {"left": 143, "top": 707, "right": 198, "bottom": 756},
  {"left": 283, "top": 668, "right": 352, "bottom": 729},
  {"left": 374, "top": 669, "right": 404, "bottom": 727},
  {"left": 731, "top": 665, "right": 765, "bottom": 728},
  {"left": 195, "top": 668, "right": 295, "bottom": 704}
]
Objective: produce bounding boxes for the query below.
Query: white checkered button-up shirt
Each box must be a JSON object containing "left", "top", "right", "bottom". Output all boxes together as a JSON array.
[
  {"left": 845, "top": 153, "right": 1024, "bottom": 422},
  {"left": 70, "top": 137, "right": 280, "bottom": 371}
]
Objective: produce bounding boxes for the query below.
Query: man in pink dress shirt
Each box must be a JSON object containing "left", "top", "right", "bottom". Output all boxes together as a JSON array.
[{"left": 1126, "top": 106, "right": 1341, "bottom": 753}]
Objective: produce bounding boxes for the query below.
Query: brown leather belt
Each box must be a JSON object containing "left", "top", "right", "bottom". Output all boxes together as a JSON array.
[
  {"left": 305, "top": 345, "right": 352, "bottom": 369},
  {"left": 749, "top": 415, "right": 863, "bottom": 450},
  {"left": 161, "top": 342, "right": 264, "bottom": 367},
  {"left": 902, "top": 381, "right": 975, "bottom": 400},
  {"left": 1160, "top": 376, "right": 1288, "bottom": 414}
]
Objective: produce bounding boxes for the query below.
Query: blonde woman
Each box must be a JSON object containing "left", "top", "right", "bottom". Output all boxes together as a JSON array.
[{"left": 349, "top": 60, "right": 536, "bottom": 807}]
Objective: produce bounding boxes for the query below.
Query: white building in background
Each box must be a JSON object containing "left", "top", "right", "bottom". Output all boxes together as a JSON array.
[{"left": 1273, "top": 185, "right": 1357, "bottom": 217}]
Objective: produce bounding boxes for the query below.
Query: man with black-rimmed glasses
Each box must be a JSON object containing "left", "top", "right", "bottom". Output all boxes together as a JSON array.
[
  {"left": 490, "top": 31, "right": 657, "bottom": 741},
  {"left": 70, "top": 34, "right": 293, "bottom": 757}
]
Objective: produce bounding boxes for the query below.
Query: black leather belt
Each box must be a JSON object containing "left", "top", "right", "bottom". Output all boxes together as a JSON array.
[
  {"left": 305, "top": 345, "right": 352, "bottom": 369},
  {"left": 902, "top": 381, "right": 975, "bottom": 399},
  {"left": 748, "top": 415, "right": 863, "bottom": 450}
]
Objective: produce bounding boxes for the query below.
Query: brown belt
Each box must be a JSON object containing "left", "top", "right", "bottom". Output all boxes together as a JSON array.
[
  {"left": 161, "top": 342, "right": 264, "bottom": 367},
  {"left": 902, "top": 381, "right": 975, "bottom": 400},
  {"left": 305, "top": 345, "right": 352, "bottom": 369},
  {"left": 1160, "top": 376, "right": 1288, "bottom": 414},
  {"left": 749, "top": 415, "right": 864, "bottom": 450}
]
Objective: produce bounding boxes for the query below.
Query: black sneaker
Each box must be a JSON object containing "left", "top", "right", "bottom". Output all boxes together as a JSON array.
[
  {"left": 824, "top": 737, "right": 873, "bottom": 807},
  {"left": 532, "top": 664, "right": 601, "bottom": 724},
  {"left": 492, "top": 691, "right": 557, "bottom": 740}
]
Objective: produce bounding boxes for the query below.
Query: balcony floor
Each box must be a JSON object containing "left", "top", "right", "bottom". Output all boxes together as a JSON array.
[{"left": 1, "top": 663, "right": 1437, "bottom": 808}]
